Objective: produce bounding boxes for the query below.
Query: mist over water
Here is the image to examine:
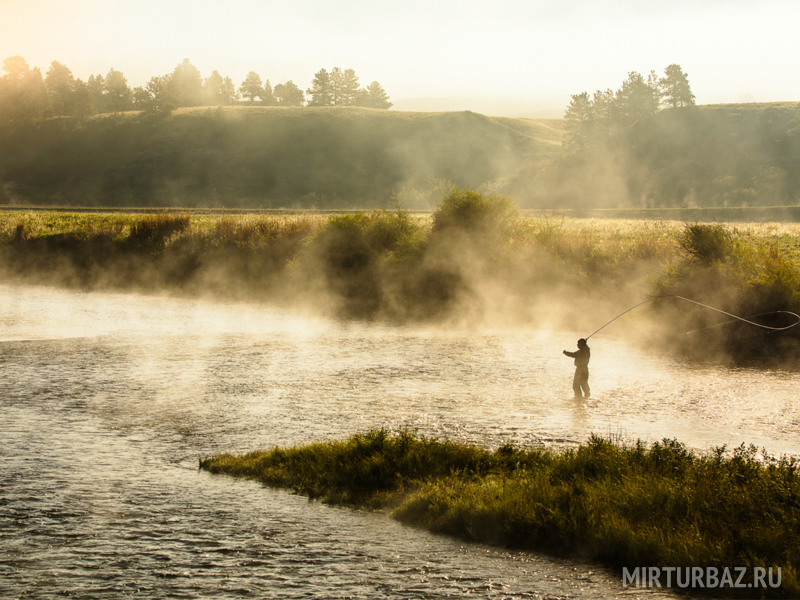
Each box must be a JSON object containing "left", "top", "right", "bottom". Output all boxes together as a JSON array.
[{"left": 2, "top": 283, "right": 798, "bottom": 598}]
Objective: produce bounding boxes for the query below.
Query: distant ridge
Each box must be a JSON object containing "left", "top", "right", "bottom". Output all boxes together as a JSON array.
[{"left": 391, "top": 96, "right": 566, "bottom": 119}]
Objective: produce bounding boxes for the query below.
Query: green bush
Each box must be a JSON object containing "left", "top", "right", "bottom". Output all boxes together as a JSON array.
[{"left": 431, "top": 188, "right": 519, "bottom": 236}]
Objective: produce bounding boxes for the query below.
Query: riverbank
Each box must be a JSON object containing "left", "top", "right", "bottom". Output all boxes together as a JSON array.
[
  {"left": 2, "top": 191, "right": 800, "bottom": 363},
  {"left": 200, "top": 429, "right": 799, "bottom": 598}
]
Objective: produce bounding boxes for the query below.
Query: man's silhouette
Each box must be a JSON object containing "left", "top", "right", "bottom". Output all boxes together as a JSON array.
[{"left": 563, "top": 338, "right": 590, "bottom": 398}]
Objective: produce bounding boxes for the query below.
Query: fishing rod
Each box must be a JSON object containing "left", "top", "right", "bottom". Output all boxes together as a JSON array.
[{"left": 584, "top": 295, "right": 800, "bottom": 341}]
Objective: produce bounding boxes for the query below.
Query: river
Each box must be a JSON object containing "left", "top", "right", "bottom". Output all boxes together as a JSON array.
[{"left": 2, "top": 284, "right": 797, "bottom": 598}]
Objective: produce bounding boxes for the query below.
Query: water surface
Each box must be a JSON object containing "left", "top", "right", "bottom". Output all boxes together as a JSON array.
[{"left": 3, "top": 284, "right": 797, "bottom": 598}]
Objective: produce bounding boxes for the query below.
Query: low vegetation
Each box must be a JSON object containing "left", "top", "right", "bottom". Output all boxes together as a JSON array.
[
  {"left": 200, "top": 429, "right": 800, "bottom": 598},
  {"left": 2, "top": 190, "right": 800, "bottom": 362}
]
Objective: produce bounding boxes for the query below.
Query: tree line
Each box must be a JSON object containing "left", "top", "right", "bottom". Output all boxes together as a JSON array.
[
  {"left": 563, "top": 64, "right": 695, "bottom": 147},
  {"left": 0, "top": 56, "right": 392, "bottom": 122}
]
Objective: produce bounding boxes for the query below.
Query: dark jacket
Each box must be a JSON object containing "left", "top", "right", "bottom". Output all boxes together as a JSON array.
[{"left": 565, "top": 346, "right": 590, "bottom": 368}]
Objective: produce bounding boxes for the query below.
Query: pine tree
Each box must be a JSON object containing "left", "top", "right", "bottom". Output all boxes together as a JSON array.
[
  {"left": 104, "top": 68, "right": 132, "bottom": 112},
  {"left": 339, "top": 69, "right": 360, "bottom": 106},
  {"left": 169, "top": 58, "right": 203, "bottom": 107},
  {"left": 306, "top": 68, "right": 332, "bottom": 106},
  {"left": 274, "top": 80, "right": 305, "bottom": 106},
  {"left": 261, "top": 79, "right": 276, "bottom": 105},
  {"left": 659, "top": 64, "right": 695, "bottom": 108},
  {"left": 240, "top": 71, "right": 264, "bottom": 102},
  {"left": 45, "top": 61, "right": 76, "bottom": 115},
  {"left": 364, "top": 81, "right": 391, "bottom": 109}
]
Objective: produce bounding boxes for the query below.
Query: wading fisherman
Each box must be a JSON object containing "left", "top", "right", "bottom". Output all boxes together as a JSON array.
[{"left": 563, "top": 338, "right": 590, "bottom": 398}]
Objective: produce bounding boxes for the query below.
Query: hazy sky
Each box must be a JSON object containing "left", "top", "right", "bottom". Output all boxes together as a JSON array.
[{"left": 2, "top": 0, "right": 798, "bottom": 111}]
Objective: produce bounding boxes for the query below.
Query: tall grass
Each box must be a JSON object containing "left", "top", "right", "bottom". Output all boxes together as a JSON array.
[
  {"left": 201, "top": 430, "right": 800, "bottom": 597},
  {"left": 2, "top": 199, "right": 800, "bottom": 362},
  {"left": 129, "top": 213, "right": 191, "bottom": 242}
]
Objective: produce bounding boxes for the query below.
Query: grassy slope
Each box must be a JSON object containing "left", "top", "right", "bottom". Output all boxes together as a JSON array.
[{"left": 0, "top": 106, "right": 564, "bottom": 208}]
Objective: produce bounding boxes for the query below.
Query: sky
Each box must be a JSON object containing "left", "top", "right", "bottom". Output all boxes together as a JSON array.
[{"left": 1, "top": 0, "right": 799, "bottom": 116}]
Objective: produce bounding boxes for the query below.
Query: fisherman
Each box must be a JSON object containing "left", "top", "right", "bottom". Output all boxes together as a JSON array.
[{"left": 563, "top": 338, "right": 590, "bottom": 398}]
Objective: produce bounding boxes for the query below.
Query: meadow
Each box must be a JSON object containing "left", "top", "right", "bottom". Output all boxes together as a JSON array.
[
  {"left": 200, "top": 429, "right": 799, "bottom": 598},
  {"left": 2, "top": 190, "right": 800, "bottom": 362}
]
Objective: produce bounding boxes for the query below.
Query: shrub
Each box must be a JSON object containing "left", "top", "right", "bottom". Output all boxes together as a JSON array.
[
  {"left": 677, "top": 223, "right": 732, "bottom": 265},
  {"left": 431, "top": 188, "right": 518, "bottom": 237}
]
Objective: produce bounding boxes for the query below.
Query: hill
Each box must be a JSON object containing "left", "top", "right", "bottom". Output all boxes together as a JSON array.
[
  {"left": 0, "top": 106, "right": 564, "bottom": 208},
  {"left": 503, "top": 101, "right": 800, "bottom": 209}
]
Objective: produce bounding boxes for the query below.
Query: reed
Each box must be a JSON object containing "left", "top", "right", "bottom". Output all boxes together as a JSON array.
[{"left": 200, "top": 430, "right": 800, "bottom": 598}]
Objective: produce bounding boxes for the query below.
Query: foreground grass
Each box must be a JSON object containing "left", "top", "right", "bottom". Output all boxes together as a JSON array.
[{"left": 201, "top": 430, "right": 799, "bottom": 598}]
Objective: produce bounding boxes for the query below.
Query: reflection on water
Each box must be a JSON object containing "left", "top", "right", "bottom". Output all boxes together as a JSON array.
[{"left": 2, "top": 284, "right": 796, "bottom": 598}]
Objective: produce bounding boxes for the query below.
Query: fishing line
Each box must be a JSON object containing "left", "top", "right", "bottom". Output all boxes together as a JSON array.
[{"left": 584, "top": 295, "right": 800, "bottom": 340}]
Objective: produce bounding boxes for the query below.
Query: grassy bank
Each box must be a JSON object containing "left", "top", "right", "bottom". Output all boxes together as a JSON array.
[
  {"left": 2, "top": 191, "right": 800, "bottom": 362},
  {"left": 200, "top": 429, "right": 799, "bottom": 598}
]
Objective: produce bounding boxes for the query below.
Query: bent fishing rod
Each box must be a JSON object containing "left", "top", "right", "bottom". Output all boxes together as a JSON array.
[{"left": 583, "top": 295, "right": 800, "bottom": 341}]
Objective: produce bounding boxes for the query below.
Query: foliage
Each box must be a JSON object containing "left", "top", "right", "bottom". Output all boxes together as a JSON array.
[
  {"left": 660, "top": 64, "right": 696, "bottom": 109},
  {"left": 273, "top": 81, "right": 304, "bottom": 106},
  {"left": 306, "top": 66, "right": 391, "bottom": 109},
  {"left": 431, "top": 187, "right": 518, "bottom": 236},
  {"left": 677, "top": 223, "right": 733, "bottom": 265},
  {"left": 201, "top": 430, "right": 800, "bottom": 597},
  {"left": 239, "top": 71, "right": 265, "bottom": 103},
  {"left": 168, "top": 58, "right": 204, "bottom": 108},
  {"left": 306, "top": 68, "right": 332, "bottom": 106},
  {"left": 0, "top": 55, "right": 392, "bottom": 122}
]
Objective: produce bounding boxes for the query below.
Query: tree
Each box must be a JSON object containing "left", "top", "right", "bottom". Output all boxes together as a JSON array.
[
  {"left": 222, "top": 76, "right": 238, "bottom": 104},
  {"left": 591, "top": 89, "right": 615, "bottom": 121},
  {"left": 563, "top": 92, "right": 593, "bottom": 148},
  {"left": 362, "top": 81, "right": 392, "bottom": 109},
  {"left": 262, "top": 79, "right": 276, "bottom": 105},
  {"left": 132, "top": 85, "right": 150, "bottom": 109},
  {"left": 273, "top": 80, "right": 304, "bottom": 106},
  {"left": 338, "top": 69, "right": 360, "bottom": 106},
  {"left": 328, "top": 67, "right": 360, "bottom": 106},
  {"left": 140, "top": 75, "right": 174, "bottom": 116},
  {"left": 71, "top": 79, "right": 94, "bottom": 118},
  {"left": 614, "top": 71, "right": 659, "bottom": 124},
  {"left": 0, "top": 57, "right": 49, "bottom": 122},
  {"left": 168, "top": 58, "right": 203, "bottom": 107},
  {"left": 306, "top": 68, "right": 332, "bottom": 106},
  {"left": 564, "top": 92, "right": 592, "bottom": 123},
  {"left": 45, "top": 60, "right": 76, "bottom": 115},
  {"left": 1, "top": 56, "right": 30, "bottom": 88},
  {"left": 87, "top": 74, "right": 106, "bottom": 112},
  {"left": 204, "top": 71, "right": 239, "bottom": 104},
  {"left": 659, "top": 64, "right": 695, "bottom": 108},
  {"left": 240, "top": 71, "right": 264, "bottom": 102},
  {"left": 104, "top": 68, "right": 132, "bottom": 112}
]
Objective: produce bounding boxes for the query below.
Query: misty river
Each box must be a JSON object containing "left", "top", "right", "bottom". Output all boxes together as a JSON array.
[{"left": 2, "top": 283, "right": 799, "bottom": 599}]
